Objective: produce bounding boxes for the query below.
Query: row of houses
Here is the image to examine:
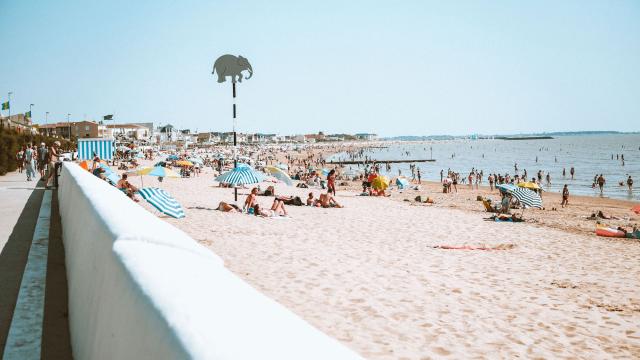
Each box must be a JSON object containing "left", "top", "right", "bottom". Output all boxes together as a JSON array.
[{"left": 1, "top": 113, "right": 377, "bottom": 145}]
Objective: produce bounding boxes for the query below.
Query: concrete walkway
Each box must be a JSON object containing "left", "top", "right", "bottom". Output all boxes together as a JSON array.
[{"left": 0, "top": 170, "right": 72, "bottom": 359}]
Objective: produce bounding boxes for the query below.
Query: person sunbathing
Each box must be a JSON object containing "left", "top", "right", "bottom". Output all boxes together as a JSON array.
[
  {"left": 217, "top": 201, "right": 239, "bottom": 212},
  {"left": 317, "top": 189, "right": 343, "bottom": 208},
  {"left": 306, "top": 192, "right": 315, "bottom": 206},
  {"left": 253, "top": 199, "right": 288, "bottom": 217},
  {"left": 587, "top": 210, "right": 621, "bottom": 220}
]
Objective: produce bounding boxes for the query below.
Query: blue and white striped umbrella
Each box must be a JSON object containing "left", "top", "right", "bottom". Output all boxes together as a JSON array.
[
  {"left": 216, "top": 167, "right": 266, "bottom": 185},
  {"left": 137, "top": 187, "right": 185, "bottom": 218},
  {"left": 496, "top": 183, "right": 518, "bottom": 193},
  {"left": 510, "top": 187, "right": 543, "bottom": 209}
]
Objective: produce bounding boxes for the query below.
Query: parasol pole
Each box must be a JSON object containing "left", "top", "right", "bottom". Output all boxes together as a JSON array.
[{"left": 233, "top": 81, "right": 238, "bottom": 202}]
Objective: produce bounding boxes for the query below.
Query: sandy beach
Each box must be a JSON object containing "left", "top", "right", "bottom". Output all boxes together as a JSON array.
[{"left": 126, "top": 161, "right": 640, "bottom": 359}]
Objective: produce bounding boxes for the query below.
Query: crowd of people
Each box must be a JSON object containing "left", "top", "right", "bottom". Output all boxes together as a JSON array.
[{"left": 15, "top": 141, "right": 62, "bottom": 188}]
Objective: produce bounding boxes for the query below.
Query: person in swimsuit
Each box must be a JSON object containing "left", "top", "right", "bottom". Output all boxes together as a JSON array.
[
  {"left": 327, "top": 169, "right": 336, "bottom": 195},
  {"left": 243, "top": 187, "right": 259, "bottom": 211},
  {"left": 561, "top": 184, "right": 569, "bottom": 208}
]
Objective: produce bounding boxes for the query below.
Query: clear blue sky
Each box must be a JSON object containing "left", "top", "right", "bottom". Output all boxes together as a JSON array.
[{"left": 1, "top": 0, "right": 638, "bottom": 136}]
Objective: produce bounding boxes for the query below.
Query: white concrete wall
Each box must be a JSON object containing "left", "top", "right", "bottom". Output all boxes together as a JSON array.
[{"left": 58, "top": 163, "right": 361, "bottom": 360}]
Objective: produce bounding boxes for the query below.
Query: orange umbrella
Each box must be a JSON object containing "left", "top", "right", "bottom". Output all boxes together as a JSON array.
[{"left": 79, "top": 160, "right": 90, "bottom": 170}]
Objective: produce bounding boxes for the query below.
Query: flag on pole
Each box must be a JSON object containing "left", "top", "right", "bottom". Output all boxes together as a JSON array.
[
  {"left": 1, "top": 102, "right": 8, "bottom": 110},
  {"left": 103, "top": 114, "right": 113, "bottom": 120}
]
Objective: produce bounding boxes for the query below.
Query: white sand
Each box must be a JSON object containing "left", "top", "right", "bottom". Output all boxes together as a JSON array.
[{"left": 129, "top": 170, "right": 640, "bottom": 359}]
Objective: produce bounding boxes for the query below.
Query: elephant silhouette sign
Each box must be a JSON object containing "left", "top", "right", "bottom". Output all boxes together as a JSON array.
[{"left": 212, "top": 54, "right": 253, "bottom": 83}]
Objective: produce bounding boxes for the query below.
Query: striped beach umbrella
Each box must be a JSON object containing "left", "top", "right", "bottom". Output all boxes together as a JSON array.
[
  {"left": 496, "top": 183, "right": 518, "bottom": 193},
  {"left": 216, "top": 167, "right": 266, "bottom": 185},
  {"left": 509, "top": 187, "right": 543, "bottom": 209},
  {"left": 137, "top": 187, "right": 185, "bottom": 218}
]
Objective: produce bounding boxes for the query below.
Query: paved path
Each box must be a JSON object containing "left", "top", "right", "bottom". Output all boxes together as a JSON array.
[{"left": 0, "top": 171, "right": 72, "bottom": 359}]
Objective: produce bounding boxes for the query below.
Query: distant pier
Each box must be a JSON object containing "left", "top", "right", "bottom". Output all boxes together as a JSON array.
[{"left": 328, "top": 159, "right": 436, "bottom": 165}]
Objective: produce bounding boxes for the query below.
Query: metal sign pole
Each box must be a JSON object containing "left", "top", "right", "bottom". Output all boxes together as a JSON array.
[{"left": 233, "top": 81, "right": 238, "bottom": 201}]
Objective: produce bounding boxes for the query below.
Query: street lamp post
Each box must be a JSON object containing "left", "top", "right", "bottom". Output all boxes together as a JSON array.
[
  {"left": 7, "top": 92, "right": 12, "bottom": 127},
  {"left": 67, "top": 113, "right": 71, "bottom": 140}
]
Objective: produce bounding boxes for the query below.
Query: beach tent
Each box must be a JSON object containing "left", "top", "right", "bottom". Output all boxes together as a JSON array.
[{"left": 77, "top": 138, "right": 115, "bottom": 160}]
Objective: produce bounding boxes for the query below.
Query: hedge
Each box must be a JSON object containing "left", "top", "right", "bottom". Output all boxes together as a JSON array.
[{"left": 0, "top": 127, "right": 74, "bottom": 175}]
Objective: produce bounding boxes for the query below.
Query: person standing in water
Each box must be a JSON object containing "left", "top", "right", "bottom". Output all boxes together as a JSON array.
[
  {"left": 570, "top": 167, "right": 575, "bottom": 180},
  {"left": 417, "top": 169, "right": 421, "bottom": 184},
  {"left": 628, "top": 176, "right": 633, "bottom": 191},
  {"left": 597, "top": 174, "right": 606, "bottom": 194}
]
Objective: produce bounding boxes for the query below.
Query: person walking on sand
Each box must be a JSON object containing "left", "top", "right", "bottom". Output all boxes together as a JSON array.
[
  {"left": 597, "top": 174, "right": 606, "bottom": 194},
  {"left": 440, "top": 169, "right": 444, "bottom": 183},
  {"left": 561, "top": 184, "right": 569, "bottom": 208}
]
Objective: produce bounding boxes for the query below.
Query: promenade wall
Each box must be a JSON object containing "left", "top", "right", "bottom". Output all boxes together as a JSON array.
[{"left": 58, "top": 163, "right": 360, "bottom": 360}]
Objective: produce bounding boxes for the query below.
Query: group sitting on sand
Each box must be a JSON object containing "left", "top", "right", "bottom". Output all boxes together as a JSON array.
[{"left": 216, "top": 186, "right": 344, "bottom": 216}]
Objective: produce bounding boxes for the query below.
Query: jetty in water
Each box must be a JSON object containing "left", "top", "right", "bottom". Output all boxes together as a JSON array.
[{"left": 328, "top": 159, "right": 436, "bottom": 165}]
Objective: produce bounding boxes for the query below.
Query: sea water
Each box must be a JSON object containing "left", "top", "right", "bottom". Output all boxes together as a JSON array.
[{"left": 328, "top": 134, "right": 640, "bottom": 201}]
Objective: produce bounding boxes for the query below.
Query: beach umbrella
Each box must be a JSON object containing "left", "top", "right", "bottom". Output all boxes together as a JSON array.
[
  {"left": 321, "top": 168, "right": 330, "bottom": 176},
  {"left": 518, "top": 182, "right": 541, "bottom": 190},
  {"left": 215, "top": 167, "right": 266, "bottom": 185},
  {"left": 146, "top": 166, "right": 180, "bottom": 178},
  {"left": 496, "top": 183, "right": 518, "bottom": 193},
  {"left": 276, "top": 163, "right": 288, "bottom": 171},
  {"left": 175, "top": 160, "right": 193, "bottom": 166},
  {"left": 372, "top": 175, "right": 390, "bottom": 190},
  {"left": 137, "top": 187, "right": 185, "bottom": 218},
  {"left": 166, "top": 155, "right": 179, "bottom": 161},
  {"left": 264, "top": 166, "right": 294, "bottom": 186},
  {"left": 126, "top": 166, "right": 158, "bottom": 187},
  {"left": 79, "top": 160, "right": 90, "bottom": 170},
  {"left": 509, "top": 187, "right": 543, "bottom": 209}
]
